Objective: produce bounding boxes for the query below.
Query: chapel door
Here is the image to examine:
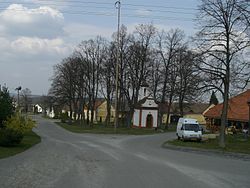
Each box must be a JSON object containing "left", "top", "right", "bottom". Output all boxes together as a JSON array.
[{"left": 146, "top": 114, "right": 153, "bottom": 128}]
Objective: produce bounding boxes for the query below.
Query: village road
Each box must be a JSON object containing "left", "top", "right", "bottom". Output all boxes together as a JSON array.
[{"left": 0, "top": 116, "right": 249, "bottom": 188}]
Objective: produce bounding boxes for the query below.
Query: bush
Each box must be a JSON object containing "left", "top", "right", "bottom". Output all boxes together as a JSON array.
[
  {"left": 60, "top": 112, "right": 69, "bottom": 123},
  {"left": 4, "top": 113, "right": 35, "bottom": 134},
  {"left": 0, "top": 128, "right": 23, "bottom": 146},
  {"left": 0, "top": 113, "right": 36, "bottom": 146}
]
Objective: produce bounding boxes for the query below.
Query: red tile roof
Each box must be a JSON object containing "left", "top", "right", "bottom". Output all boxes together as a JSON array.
[
  {"left": 158, "top": 102, "right": 209, "bottom": 114},
  {"left": 204, "top": 89, "right": 250, "bottom": 122}
]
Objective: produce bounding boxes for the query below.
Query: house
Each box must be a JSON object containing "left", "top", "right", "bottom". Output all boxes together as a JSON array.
[
  {"left": 46, "top": 107, "right": 55, "bottom": 118},
  {"left": 133, "top": 83, "right": 158, "bottom": 128},
  {"left": 160, "top": 103, "right": 210, "bottom": 125},
  {"left": 183, "top": 103, "right": 211, "bottom": 125},
  {"left": 33, "top": 104, "right": 43, "bottom": 113},
  {"left": 60, "top": 99, "right": 105, "bottom": 121},
  {"left": 83, "top": 99, "right": 104, "bottom": 121},
  {"left": 204, "top": 89, "right": 250, "bottom": 129},
  {"left": 95, "top": 100, "right": 115, "bottom": 122}
]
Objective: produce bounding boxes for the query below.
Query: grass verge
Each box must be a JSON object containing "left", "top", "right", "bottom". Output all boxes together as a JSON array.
[
  {"left": 0, "top": 131, "right": 41, "bottom": 159},
  {"left": 166, "top": 134, "right": 250, "bottom": 154},
  {"left": 56, "top": 122, "right": 164, "bottom": 135}
]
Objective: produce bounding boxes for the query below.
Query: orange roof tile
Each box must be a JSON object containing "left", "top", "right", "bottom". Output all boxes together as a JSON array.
[{"left": 204, "top": 89, "right": 250, "bottom": 122}]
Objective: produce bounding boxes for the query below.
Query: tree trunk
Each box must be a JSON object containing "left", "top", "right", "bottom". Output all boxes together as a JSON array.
[
  {"left": 219, "top": 26, "right": 230, "bottom": 148},
  {"left": 106, "top": 100, "right": 111, "bottom": 127},
  {"left": 165, "top": 101, "right": 173, "bottom": 129},
  {"left": 179, "top": 99, "right": 184, "bottom": 117},
  {"left": 127, "top": 108, "right": 134, "bottom": 128},
  {"left": 219, "top": 85, "right": 229, "bottom": 148},
  {"left": 90, "top": 105, "right": 94, "bottom": 127},
  {"left": 158, "top": 112, "right": 163, "bottom": 129}
]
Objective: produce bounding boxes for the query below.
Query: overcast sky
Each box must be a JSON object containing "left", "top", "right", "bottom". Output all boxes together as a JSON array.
[{"left": 0, "top": 0, "right": 199, "bottom": 95}]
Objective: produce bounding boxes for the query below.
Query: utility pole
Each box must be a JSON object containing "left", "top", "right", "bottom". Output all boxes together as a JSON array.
[
  {"left": 15, "top": 86, "right": 22, "bottom": 110},
  {"left": 114, "top": 0, "right": 121, "bottom": 132}
]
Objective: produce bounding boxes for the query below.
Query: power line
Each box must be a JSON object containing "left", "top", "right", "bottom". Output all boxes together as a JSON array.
[
  {"left": 0, "top": 1, "right": 197, "bottom": 12},
  {"left": 123, "top": 3, "right": 198, "bottom": 11},
  {"left": 0, "top": 1, "right": 196, "bottom": 22},
  {"left": 0, "top": 3, "right": 195, "bottom": 17},
  {"left": 1, "top": 0, "right": 114, "bottom": 6},
  {"left": 0, "top": 7, "right": 194, "bottom": 22}
]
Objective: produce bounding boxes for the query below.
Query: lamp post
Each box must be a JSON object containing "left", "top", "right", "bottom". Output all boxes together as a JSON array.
[
  {"left": 247, "top": 100, "right": 250, "bottom": 136},
  {"left": 15, "top": 86, "right": 22, "bottom": 110}
]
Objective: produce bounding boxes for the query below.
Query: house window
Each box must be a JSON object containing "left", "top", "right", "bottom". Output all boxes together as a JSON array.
[{"left": 144, "top": 88, "right": 147, "bottom": 96}]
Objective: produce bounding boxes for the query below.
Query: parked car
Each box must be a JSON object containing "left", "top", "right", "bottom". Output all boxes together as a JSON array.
[{"left": 176, "top": 118, "right": 202, "bottom": 141}]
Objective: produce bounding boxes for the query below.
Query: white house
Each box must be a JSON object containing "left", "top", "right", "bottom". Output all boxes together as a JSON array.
[
  {"left": 47, "top": 107, "right": 55, "bottom": 118},
  {"left": 34, "top": 104, "right": 43, "bottom": 113},
  {"left": 133, "top": 83, "right": 158, "bottom": 128}
]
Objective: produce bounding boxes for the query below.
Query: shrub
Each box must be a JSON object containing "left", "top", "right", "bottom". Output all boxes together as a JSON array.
[
  {"left": 0, "top": 113, "right": 36, "bottom": 146},
  {"left": 0, "top": 128, "right": 23, "bottom": 146},
  {"left": 4, "top": 113, "right": 35, "bottom": 134},
  {"left": 60, "top": 112, "right": 69, "bottom": 123}
]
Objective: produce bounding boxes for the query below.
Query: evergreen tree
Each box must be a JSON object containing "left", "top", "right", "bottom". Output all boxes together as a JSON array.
[
  {"left": 209, "top": 91, "right": 219, "bottom": 105},
  {"left": 0, "top": 86, "right": 14, "bottom": 127}
]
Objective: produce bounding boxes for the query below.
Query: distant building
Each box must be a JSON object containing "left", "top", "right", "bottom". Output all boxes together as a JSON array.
[
  {"left": 204, "top": 89, "right": 250, "bottom": 129},
  {"left": 83, "top": 99, "right": 104, "bottom": 121},
  {"left": 33, "top": 104, "right": 43, "bottom": 113},
  {"left": 95, "top": 100, "right": 115, "bottom": 123},
  {"left": 61, "top": 99, "right": 105, "bottom": 121},
  {"left": 159, "top": 103, "right": 210, "bottom": 125},
  {"left": 46, "top": 107, "right": 55, "bottom": 118}
]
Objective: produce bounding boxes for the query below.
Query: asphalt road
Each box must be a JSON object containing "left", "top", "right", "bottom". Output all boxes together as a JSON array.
[{"left": 0, "top": 116, "right": 250, "bottom": 188}]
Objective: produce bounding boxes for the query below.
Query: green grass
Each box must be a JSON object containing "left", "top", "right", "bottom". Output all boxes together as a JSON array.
[
  {"left": 0, "top": 131, "right": 41, "bottom": 159},
  {"left": 166, "top": 134, "right": 250, "bottom": 154},
  {"left": 56, "top": 122, "right": 164, "bottom": 135}
]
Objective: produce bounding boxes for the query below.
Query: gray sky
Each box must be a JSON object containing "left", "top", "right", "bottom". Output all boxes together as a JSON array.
[{"left": 0, "top": 0, "right": 199, "bottom": 95}]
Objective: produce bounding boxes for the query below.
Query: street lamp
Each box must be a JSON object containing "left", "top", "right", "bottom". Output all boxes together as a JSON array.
[
  {"left": 15, "top": 86, "right": 21, "bottom": 110},
  {"left": 247, "top": 99, "right": 250, "bottom": 135}
]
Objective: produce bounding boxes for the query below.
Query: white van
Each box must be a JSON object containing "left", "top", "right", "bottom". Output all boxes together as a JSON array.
[{"left": 176, "top": 118, "right": 202, "bottom": 141}]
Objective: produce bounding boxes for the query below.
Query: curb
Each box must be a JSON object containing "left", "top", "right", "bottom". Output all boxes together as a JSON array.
[{"left": 162, "top": 142, "right": 250, "bottom": 161}]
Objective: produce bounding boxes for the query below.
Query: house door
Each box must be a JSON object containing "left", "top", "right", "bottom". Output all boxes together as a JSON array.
[{"left": 146, "top": 114, "right": 153, "bottom": 128}]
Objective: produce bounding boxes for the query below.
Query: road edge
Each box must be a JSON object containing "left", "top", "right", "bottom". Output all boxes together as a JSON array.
[{"left": 162, "top": 141, "right": 250, "bottom": 161}]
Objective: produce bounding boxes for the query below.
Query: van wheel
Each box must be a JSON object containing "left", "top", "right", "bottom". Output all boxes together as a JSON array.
[
  {"left": 177, "top": 134, "right": 180, "bottom": 140},
  {"left": 182, "top": 136, "right": 185, "bottom": 142}
]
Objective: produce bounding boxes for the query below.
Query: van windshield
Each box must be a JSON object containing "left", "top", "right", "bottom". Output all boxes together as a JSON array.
[{"left": 183, "top": 124, "right": 200, "bottom": 131}]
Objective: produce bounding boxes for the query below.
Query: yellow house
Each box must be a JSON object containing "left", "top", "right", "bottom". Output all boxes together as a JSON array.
[
  {"left": 96, "top": 100, "right": 115, "bottom": 122},
  {"left": 161, "top": 103, "right": 210, "bottom": 125},
  {"left": 183, "top": 114, "right": 206, "bottom": 125}
]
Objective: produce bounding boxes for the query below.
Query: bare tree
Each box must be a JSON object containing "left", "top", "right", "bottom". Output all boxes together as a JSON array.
[
  {"left": 156, "top": 29, "right": 185, "bottom": 128},
  {"left": 40, "top": 95, "right": 54, "bottom": 116},
  {"left": 77, "top": 36, "right": 106, "bottom": 126},
  {"left": 121, "top": 24, "right": 156, "bottom": 127},
  {"left": 111, "top": 25, "right": 133, "bottom": 125},
  {"left": 176, "top": 48, "right": 202, "bottom": 116},
  {"left": 21, "top": 88, "right": 32, "bottom": 113},
  {"left": 195, "top": 0, "right": 250, "bottom": 147},
  {"left": 99, "top": 42, "right": 116, "bottom": 126},
  {"left": 49, "top": 55, "right": 80, "bottom": 120}
]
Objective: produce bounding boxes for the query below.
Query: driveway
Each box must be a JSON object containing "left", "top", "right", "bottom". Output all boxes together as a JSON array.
[{"left": 0, "top": 116, "right": 249, "bottom": 188}]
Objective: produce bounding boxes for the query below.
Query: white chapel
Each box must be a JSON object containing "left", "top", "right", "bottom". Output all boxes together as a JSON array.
[{"left": 133, "top": 82, "right": 158, "bottom": 128}]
